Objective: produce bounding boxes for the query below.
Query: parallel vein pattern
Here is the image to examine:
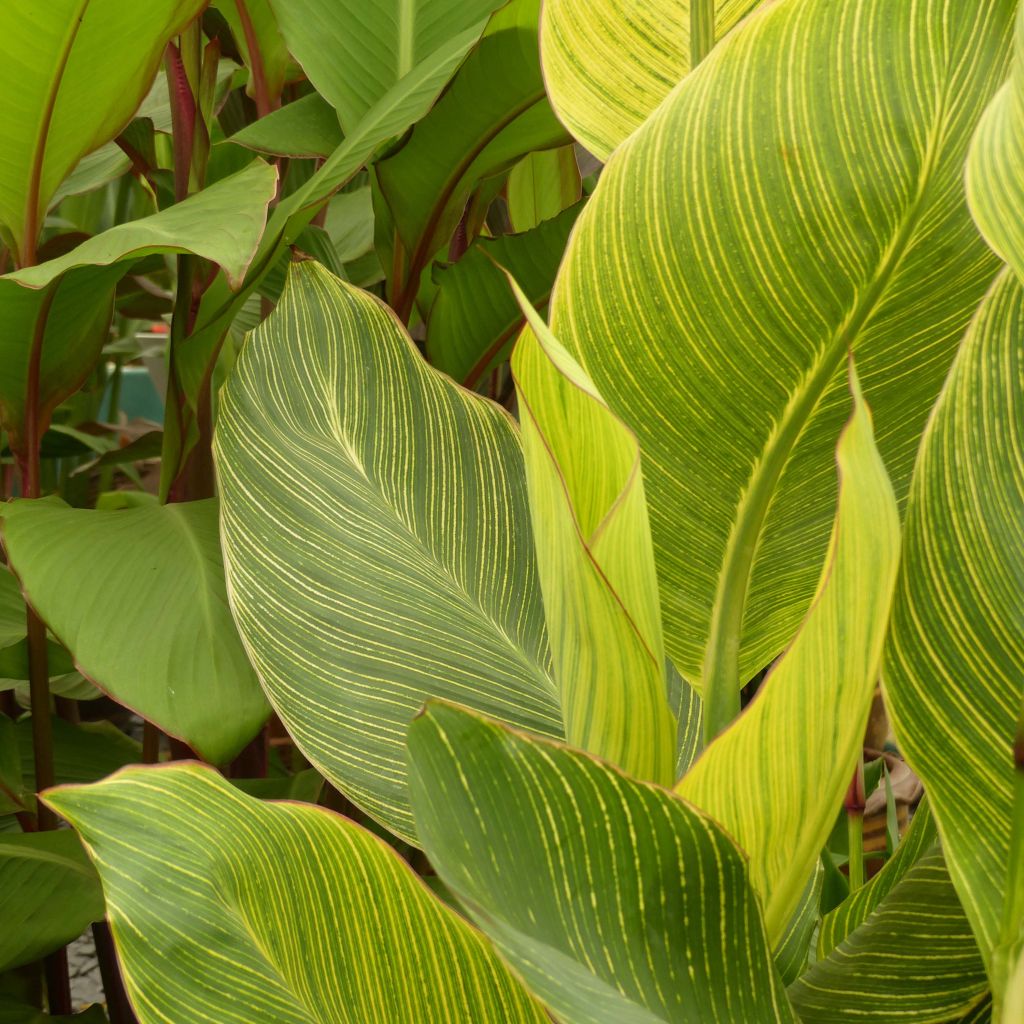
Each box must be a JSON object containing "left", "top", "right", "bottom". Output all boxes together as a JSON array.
[
  {"left": 789, "top": 849, "right": 990, "bottom": 1022},
  {"left": 540, "top": 0, "right": 761, "bottom": 158},
  {"left": 512, "top": 286, "right": 677, "bottom": 785},
  {"left": 408, "top": 703, "right": 797, "bottom": 1023},
  {"left": 677, "top": 371, "right": 901, "bottom": 940},
  {"left": 215, "top": 261, "right": 559, "bottom": 842},
  {"left": 883, "top": 268, "right": 1024, "bottom": 973},
  {"left": 45, "top": 763, "right": 544, "bottom": 1024},
  {"left": 551, "top": 0, "right": 1014, "bottom": 694}
]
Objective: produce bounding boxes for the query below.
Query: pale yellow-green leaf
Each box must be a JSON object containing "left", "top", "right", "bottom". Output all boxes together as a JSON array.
[
  {"left": 539, "top": 0, "right": 761, "bottom": 159},
  {"left": 677, "top": 368, "right": 901, "bottom": 941},
  {"left": 549, "top": 0, "right": 1012, "bottom": 721},
  {"left": 44, "top": 763, "right": 545, "bottom": 1023},
  {"left": 883, "top": 268, "right": 1024, "bottom": 1018},
  {"left": 968, "top": 3, "right": 1024, "bottom": 280},
  {"left": 511, "top": 283, "right": 675, "bottom": 785},
  {"left": 507, "top": 145, "right": 582, "bottom": 232}
]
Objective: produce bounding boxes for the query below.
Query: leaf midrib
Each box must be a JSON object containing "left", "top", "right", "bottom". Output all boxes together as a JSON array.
[{"left": 701, "top": 104, "right": 949, "bottom": 723}]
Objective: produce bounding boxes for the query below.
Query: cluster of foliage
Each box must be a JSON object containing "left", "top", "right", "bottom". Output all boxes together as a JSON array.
[{"left": 0, "top": 0, "right": 1021, "bottom": 1021}]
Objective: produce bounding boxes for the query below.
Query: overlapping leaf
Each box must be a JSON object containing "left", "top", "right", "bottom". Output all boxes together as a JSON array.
[
  {"left": 818, "top": 799, "right": 937, "bottom": 958},
  {"left": 0, "top": 0, "right": 206, "bottom": 264},
  {"left": 376, "top": 0, "right": 569, "bottom": 313},
  {"left": 215, "top": 261, "right": 559, "bottom": 842},
  {"left": 507, "top": 146, "right": 582, "bottom": 232},
  {"left": 427, "top": 202, "right": 582, "bottom": 386},
  {"left": 408, "top": 703, "right": 797, "bottom": 1023},
  {"left": 0, "top": 161, "right": 276, "bottom": 456},
  {"left": 511, "top": 285, "right": 676, "bottom": 784},
  {"left": 676, "top": 369, "right": 900, "bottom": 940},
  {"left": 549, "top": 0, "right": 1013, "bottom": 710},
  {"left": 1, "top": 497, "right": 268, "bottom": 764},
  {"left": 968, "top": 3, "right": 1024, "bottom": 282},
  {"left": 0, "top": 830, "right": 104, "bottom": 972},
  {"left": 540, "top": 0, "right": 761, "bottom": 158},
  {"left": 789, "top": 849, "right": 990, "bottom": 1022},
  {"left": 44, "top": 763, "right": 545, "bottom": 1024},
  {"left": 883, "top": 267, "right": 1024, "bottom": 1001}
]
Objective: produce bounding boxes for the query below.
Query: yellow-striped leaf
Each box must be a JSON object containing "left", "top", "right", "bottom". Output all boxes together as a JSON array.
[
  {"left": 676, "top": 368, "right": 901, "bottom": 941},
  {"left": 883, "top": 267, "right": 1024, "bottom": 1011},
  {"left": 818, "top": 798, "right": 937, "bottom": 958},
  {"left": 408, "top": 702, "right": 798, "bottom": 1023},
  {"left": 44, "top": 763, "right": 544, "bottom": 1023},
  {"left": 511, "top": 283, "right": 676, "bottom": 784},
  {"left": 967, "top": 3, "right": 1024, "bottom": 280},
  {"left": 539, "top": 0, "right": 760, "bottom": 159},
  {"left": 215, "top": 260, "right": 560, "bottom": 842},
  {"left": 788, "top": 848, "right": 991, "bottom": 1022},
  {"left": 549, "top": 0, "right": 1013, "bottom": 722}
]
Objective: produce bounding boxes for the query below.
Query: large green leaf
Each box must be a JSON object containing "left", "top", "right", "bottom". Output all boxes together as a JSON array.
[
  {"left": 883, "top": 266, "right": 1024, "bottom": 1003},
  {"left": 549, "top": 0, "right": 1013, "bottom": 710},
  {"left": 1, "top": 497, "right": 268, "bottom": 764},
  {"left": 215, "top": 260, "right": 559, "bottom": 842},
  {"left": 676, "top": 368, "right": 900, "bottom": 940},
  {"left": 17, "top": 718, "right": 141, "bottom": 789},
  {"left": 818, "top": 799, "right": 937, "bottom": 958},
  {"left": 511, "top": 283, "right": 676, "bottom": 784},
  {"left": 967, "top": 3, "right": 1024, "bottom": 281},
  {"left": 44, "top": 762, "right": 545, "bottom": 1023},
  {"left": 0, "top": 161, "right": 277, "bottom": 456},
  {"left": 0, "top": 830, "right": 104, "bottom": 972},
  {"left": 376, "top": 0, "right": 569, "bottom": 311},
  {"left": 539, "top": 0, "right": 760, "bottom": 159},
  {"left": 0, "top": 0, "right": 206, "bottom": 265},
  {"left": 177, "top": 0, "right": 509, "bottom": 447},
  {"left": 788, "top": 848, "right": 990, "bottom": 1022},
  {"left": 408, "top": 702, "right": 797, "bottom": 1024},
  {"left": 229, "top": 94, "right": 343, "bottom": 159},
  {"left": 426, "top": 202, "right": 582, "bottom": 386},
  {"left": 268, "top": 0, "right": 504, "bottom": 132}
]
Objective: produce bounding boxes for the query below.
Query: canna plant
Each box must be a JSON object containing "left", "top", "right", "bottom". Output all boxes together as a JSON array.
[{"left": 0, "top": 0, "right": 1021, "bottom": 1022}]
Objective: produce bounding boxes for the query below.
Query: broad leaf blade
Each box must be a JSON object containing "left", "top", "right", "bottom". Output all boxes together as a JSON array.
[
  {"left": 44, "top": 763, "right": 545, "bottom": 1024},
  {"left": 550, "top": 0, "right": 1013, "bottom": 697},
  {"left": 883, "top": 268, "right": 1024, "bottom": 990},
  {"left": 540, "top": 0, "right": 760, "bottom": 158},
  {"left": 0, "top": 830, "right": 104, "bottom": 972},
  {"left": 408, "top": 703, "right": 797, "bottom": 1024},
  {"left": 1, "top": 497, "right": 268, "bottom": 764},
  {"left": 0, "top": 0, "right": 206, "bottom": 263},
  {"left": 507, "top": 145, "right": 582, "bottom": 232},
  {"left": 788, "top": 848, "right": 990, "bottom": 1022},
  {"left": 268, "top": 0, "right": 504, "bottom": 131},
  {"left": 676, "top": 368, "right": 901, "bottom": 940},
  {"left": 511, "top": 285, "right": 676, "bottom": 784},
  {"left": 215, "top": 261, "right": 559, "bottom": 842}
]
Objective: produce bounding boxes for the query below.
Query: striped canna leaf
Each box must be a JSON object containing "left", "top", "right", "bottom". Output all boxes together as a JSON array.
[
  {"left": 408, "top": 701, "right": 797, "bottom": 1024},
  {"left": 676, "top": 365, "right": 901, "bottom": 941},
  {"left": 510, "top": 278, "right": 677, "bottom": 785},
  {"left": 883, "top": 267, "right": 1024, "bottom": 1015},
  {"left": 540, "top": 0, "right": 762, "bottom": 159},
  {"left": 44, "top": 763, "right": 545, "bottom": 1023},
  {"left": 215, "top": 260, "right": 560, "bottom": 842},
  {"left": 548, "top": 0, "right": 1014, "bottom": 733}
]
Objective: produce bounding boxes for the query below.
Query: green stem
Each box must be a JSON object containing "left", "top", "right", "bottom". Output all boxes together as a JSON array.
[
  {"left": 690, "top": 0, "right": 715, "bottom": 67},
  {"left": 847, "top": 810, "right": 865, "bottom": 891}
]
